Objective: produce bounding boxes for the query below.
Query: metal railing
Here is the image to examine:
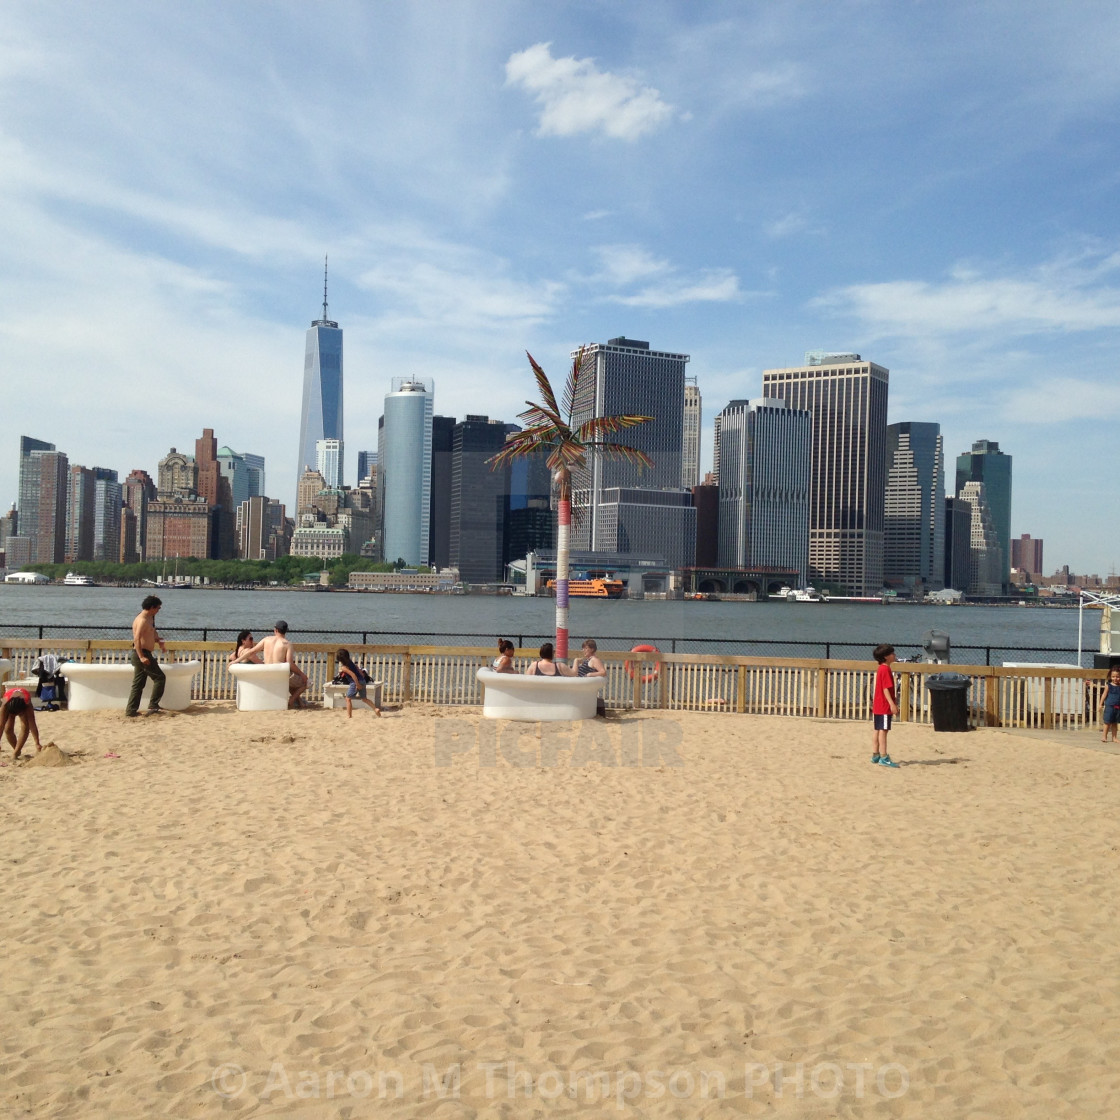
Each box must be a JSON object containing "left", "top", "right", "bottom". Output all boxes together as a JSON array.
[{"left": 0, "top": 624, "right": 1094, "bottom": 667}]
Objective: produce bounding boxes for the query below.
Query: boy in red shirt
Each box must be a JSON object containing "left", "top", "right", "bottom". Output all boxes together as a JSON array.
[{"left": 871, "top": 643, "right": 900, "bottom": 768}]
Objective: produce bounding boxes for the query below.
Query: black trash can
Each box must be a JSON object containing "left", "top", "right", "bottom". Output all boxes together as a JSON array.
[{"left": 926, "top": 672, "right": 971, "bottom": 732}]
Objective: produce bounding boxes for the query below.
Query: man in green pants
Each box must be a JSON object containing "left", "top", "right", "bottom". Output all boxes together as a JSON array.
[{"left": 126, "top": 595, "right": 168, "bottom": 717}]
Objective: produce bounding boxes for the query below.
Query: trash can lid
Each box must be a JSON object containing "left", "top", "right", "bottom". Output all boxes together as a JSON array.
[{"left": 926, "top": 672, "right": 971, "bottom": 689}]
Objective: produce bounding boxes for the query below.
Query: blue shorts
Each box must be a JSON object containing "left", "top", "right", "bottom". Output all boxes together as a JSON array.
[
  {"left": 1104, "top": 703, "right": 1120, "bottom": 726},
  {"left": 873, "top": 714, "right": 892, "bottom": 731},
  {"left": 346, "top": 682, "right": 366, "bottom": 700}
]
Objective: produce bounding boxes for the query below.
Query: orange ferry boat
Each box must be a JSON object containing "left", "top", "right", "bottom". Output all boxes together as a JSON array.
[{"left": 546, "top": 577, "right": 625, "bottom": 599}]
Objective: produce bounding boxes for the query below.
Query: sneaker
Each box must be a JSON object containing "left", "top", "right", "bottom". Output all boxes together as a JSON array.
[
  {"left": 871, "top": 753, "right": 881, "bottom": 764},
  {"left": 878, "top": 756, "right": 900, "bottom": 768}
]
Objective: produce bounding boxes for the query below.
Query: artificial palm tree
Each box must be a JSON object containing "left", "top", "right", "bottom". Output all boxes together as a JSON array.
[{"left": 490, "top": 348, "right": 653, "bottom": 659}]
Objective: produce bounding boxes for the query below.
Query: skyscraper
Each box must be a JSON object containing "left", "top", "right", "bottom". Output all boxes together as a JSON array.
[
  {"left": 17, "top": 436, "right": 54, "bottom": 562},
  {"left": 66, "top": 465, "right": 96, "bottom": 562},
  {"left": 449, "top": 416, "right": 510, "bottom": 582},
  {"left": 429, "top": 416, "right": 455, "bottom": 570},
  {"left": 884, "top": 422, "right": 945, "bottom": 592},
  {"left": 1011, "top": 534, "right": 1043, "bottom": 578},
  {"left": 955, "top": 440, "right": 1012, "bottom": 593},
  {"left": 570, "top": 337, "right": 691, "bottom": 555},
  {"left": 959, "top": 481, "right": 1002, "bottom": 596},
  {"left": 316, "top": 438, "right": 344, "bottom": 490},
  {"left": 23, "top": 448, "right": 70, "bottom": 564},
  {"left": 296, "top": 260, "right": 343, "bottom": 490},
  {"left": 682, "top": 377, "right": 701, "bottom": 489},
  {"left": 761, "top": 354, "right": 889, "bottom": 596},
  {"left": 380, "top": 378, "right": 433, "bottom": 566},
  {"left": 92, "top": 468, "right": 121, "bottom": 563},
  {"left": 716, "top": 398, "right": 811, "bottom": 582}
]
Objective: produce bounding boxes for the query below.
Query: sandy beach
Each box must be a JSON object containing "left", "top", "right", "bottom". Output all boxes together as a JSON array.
[{"left": 2, "top": 704, "right": 1117, "bottom": 1118}]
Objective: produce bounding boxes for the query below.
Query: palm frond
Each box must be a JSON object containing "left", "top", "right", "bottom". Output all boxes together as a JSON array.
[
  {"left": 582, "top": 440, "right": 654, "bottom": 469},
  {"left": 526, "top": 351, "right": 561, "bottom": 420},
  {"left": 561, "top": 347, "right": 586, "bottom": 424},
  {"left": 575, "top": 414, "right": 654, "bottom": 442}
]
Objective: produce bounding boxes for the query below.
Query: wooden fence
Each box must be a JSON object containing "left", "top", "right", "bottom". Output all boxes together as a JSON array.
[{"left": 1, "top": 640, "right": 1109, "bottom": 731}]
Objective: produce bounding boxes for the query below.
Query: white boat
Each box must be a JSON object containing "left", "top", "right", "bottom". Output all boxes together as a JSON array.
[
  {"left": 791, "top": 586, "right": 823, "bottom": 602},
  {"left": 63, "top": 571, "right": 98, "bottom": 587}
]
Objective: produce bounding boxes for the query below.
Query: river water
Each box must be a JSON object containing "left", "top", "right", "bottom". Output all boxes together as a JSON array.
[{"left": 0, "top": 584, "right": 1097, "bottom": 665}]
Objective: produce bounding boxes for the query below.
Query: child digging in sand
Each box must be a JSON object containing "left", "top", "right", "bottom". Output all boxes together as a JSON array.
[
  {"left": 335, "top": 649, "right": 382, "bottom": 718},
  {"left": 871, "top": 643, "right": 901, "bottom": 768},
  {"left": 1, "top": 687, "right": 42, "bottom": 759}
]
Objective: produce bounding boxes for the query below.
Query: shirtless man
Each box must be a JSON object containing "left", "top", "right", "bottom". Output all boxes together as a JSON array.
[
  {"left": 234, "top": 620, "right": 308, "bottom": 708},
  {"left": 126, "top": 595, "right": 168, "bottom": 717}
]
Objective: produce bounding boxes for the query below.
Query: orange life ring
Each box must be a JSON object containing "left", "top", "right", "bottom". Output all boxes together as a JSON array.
[{"left": 625, "top": 644, "right": 661, "bottom": 683}]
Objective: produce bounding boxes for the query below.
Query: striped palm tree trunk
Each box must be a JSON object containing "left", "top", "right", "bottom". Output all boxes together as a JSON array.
[{"left": 554, "top": 468, "right": 570, "bottom": 659}]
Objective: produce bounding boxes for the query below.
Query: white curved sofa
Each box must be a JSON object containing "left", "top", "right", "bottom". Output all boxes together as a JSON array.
[
  {"left": 228, "top": 663, "right": 292, "bottom": 711},
  {"left": 63, "top": 660, "right": 201, "bottom": 711},
  {"left": 477, "top": 668, "right": 601, "bottom": 722}
]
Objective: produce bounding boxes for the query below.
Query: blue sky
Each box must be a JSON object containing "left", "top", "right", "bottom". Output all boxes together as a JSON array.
[{"left": 2, "top": 0, "right": 1118, "bottom": 574}]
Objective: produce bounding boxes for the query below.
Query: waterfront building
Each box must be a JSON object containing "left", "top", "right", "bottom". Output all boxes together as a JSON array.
[
  {"left": 380, "top": 378, "right": 433, "bottom": 567},
  {"left": 217, "top": 447, "right": 250, "bottom": 512},
  {"left": 23, "top": 447, "right": 70, "bottom": 564},
  {"left": 761, "top": 353, "right": 889, "bottom": 596},
  {"left": 682, "top": 377, "right": 701, "bottom": 489},
  {"left": 241, "top": 453, "right": 265, "bottom": 500},
  {"left": 356, "top": 450, "right": 377, "bottom": 484},
  {"left": 296, "top": 262, "right": 343, "bottom": 493},
  {"left": 0, "top": 506, "right": 16, "bottom": 556},
  {"left": 572, "top": 487, "right": 696, "bottom": 570},
  {"left": 92, "top": 468, "right": 121, "bottom": 563},
  {"left": 157, "top": 448, "right": 196, "bottom": 499},
  {"left": 943, "top": 496, "right": 972, "bottom": 593},
  {"left": 196, "top": 429, "right": 235, "bottom": 560},
  {"left": 429, "top": 416, "right": 455, "bottom": 570},
  {"left": 296, "top": 468, "right": 327, "bottom": 515},
  {"left": 884, "top": 422, "right": 945, "bottom": 593},
  {"left": 145, "top": 496, "right": 210, "bottom": 561},
  {"left": 123, "top": 470, "right": 156, "bottom": 562},
  {"left": 956, "top": 439, "right": 1012, "bottom": 593},
  {"left": 570, "top": 337, "right": 690, "bottom": 554},
  {"left": 66, "top": 465, "right": 96, "bottom": 562},
  {"left": 506, "top": 444, "right": 554, "bottom": 569},
  {"left": 239, "top": 497, "right": 290, "bottom": 561},
  {"left": 715, "top": 398, "right": 811, "bottom": 584},
  {"left": 958, "top": 481, "right": 1002, "bottom": 596},
  {"left": 5, "top": 536, "right": 32, "bottom": 568},
  {"left": 119, "top": 505, "right": 137, "bottom": 564},
  {"left": 1011, "top": 534, "right": 1044, "bottom": 579},
  {"left": 290, "top": 523, "right": 347, "bottom": 560},
  {"left": 17, "top": 436, "right": 55, "bottom": 563},
  {"left": 316, "top": 438, "right": 344, "bottom": 490},
  {"left": 691, "top": 481, "right": 719, "bottom": 567},
  {"left": 449, "top": 416, "right": 509, "bottom": 583}
]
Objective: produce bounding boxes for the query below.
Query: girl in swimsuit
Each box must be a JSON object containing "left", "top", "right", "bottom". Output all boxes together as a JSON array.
[{"left": 493, "top": 639, "right": 517, "bottom": 674}]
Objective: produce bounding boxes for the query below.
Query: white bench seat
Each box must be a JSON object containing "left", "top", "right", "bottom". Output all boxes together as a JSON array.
[
  {"left": 63, "top": 660, "right": 201, "bottom": 711},
  {"left": 477, "top": 668, "right": 601, "bottom": 722},
  {"left": 228, "top": 663, "right": 294, "bottom": 711},
  {"left": 323, "top": 681, "right": 383, "bottom": 710}
]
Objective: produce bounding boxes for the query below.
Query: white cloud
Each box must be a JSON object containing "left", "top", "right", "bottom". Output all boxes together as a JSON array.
[
  {"left": 816, "top": 255, "right": 1120, "bottom": 338},
  {"left": 505, "top": 42, "right": 676, "bottom": 141},
  {"left": 593, "top": 244, "right": 671, "bottom": 286},
  {"left": 1003, "top": 377, "right": 1120, "bottom": 423},
  {"left": 610, "top": 269, "right": 742, "bottom": 309}
]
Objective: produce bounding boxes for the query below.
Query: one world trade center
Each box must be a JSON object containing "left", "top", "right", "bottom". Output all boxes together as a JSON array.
[{"left": 297, "top": 258, "right": 343, "bottom": 490}]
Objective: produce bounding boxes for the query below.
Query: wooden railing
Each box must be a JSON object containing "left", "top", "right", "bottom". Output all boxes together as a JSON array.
[{"left": 0, "top": 640, "right": 1108, "bottom": 731}]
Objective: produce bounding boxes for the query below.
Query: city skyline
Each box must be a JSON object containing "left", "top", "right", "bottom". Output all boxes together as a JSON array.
[{"left": 2, "top": 3, "right": 1119, "bottom": 572}]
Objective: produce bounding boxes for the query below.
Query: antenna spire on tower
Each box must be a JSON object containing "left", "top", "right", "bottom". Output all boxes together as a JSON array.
[{"left": 323, "top": 254, "right": 329, "bottom": 321}]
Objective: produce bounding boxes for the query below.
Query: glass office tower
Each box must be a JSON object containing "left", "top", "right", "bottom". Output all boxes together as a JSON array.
[
  {"left": 381, "top": 378, "right": 434, "bottom": 566},
  {"left": 296, "top": 264, "right": 343, "bottom": 491}
]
